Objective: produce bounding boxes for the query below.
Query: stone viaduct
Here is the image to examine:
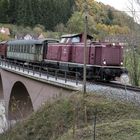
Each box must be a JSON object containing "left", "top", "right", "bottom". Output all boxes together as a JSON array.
[{"left": 0, "top": 64, "right": 81, "bottom": 122}]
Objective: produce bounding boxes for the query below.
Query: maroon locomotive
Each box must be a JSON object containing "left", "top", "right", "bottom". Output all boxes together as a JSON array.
[
  {"left": 0, "top": 33, "right": 128, "bottom": 81},
  {"left": 44, "top": 33, "right": 127, "bottom": 81}
]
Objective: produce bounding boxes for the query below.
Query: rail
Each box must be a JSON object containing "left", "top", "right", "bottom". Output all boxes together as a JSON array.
[{"left": 93, "top": 81, "right": 140, "bottom": 93}]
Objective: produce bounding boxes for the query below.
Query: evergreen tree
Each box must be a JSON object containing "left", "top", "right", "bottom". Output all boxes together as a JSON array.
[
  {"left": 31, "top": 0, "right": 41, "bottom": 25},
  {"left": 0, "top": 0, "right": 9, "bottom": 23},
  {"left": 0, "top": 0, "right": 75, "bottom": 29},
  {"left": 40, "top": 0, "right": 75, "bottom": 30},
  {"left": 105, "top": 9, "right": 114, "bottom": 25},
  {"left": 25, "top": 0, "right": 35, "bottom": 26},
  {"left": 17, "top": 0, "right": 27, "bottom": 25},
  {"left": 8, "top": 0, "right": 19, "bottom": 23}
]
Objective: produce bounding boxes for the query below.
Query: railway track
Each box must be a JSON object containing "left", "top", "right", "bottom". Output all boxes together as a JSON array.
[{"left": 92, "top": 81, "right": 140, "bottom": 93}]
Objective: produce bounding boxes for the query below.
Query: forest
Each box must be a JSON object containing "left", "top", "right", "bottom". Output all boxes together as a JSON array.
[
  {"left": 0, "top": 0, "right": 135, "bottom": 38},
  {"left": 0, "top": 0, "right": 75, "bottom": 30}
]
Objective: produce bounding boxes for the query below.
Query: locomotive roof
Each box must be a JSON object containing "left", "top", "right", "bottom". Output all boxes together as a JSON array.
[
  {"left": 61, "top": 33, "right": 93, "bottom": 39},
  {"left": 8, "top": 38, "right": 59, "bottom": 45}
]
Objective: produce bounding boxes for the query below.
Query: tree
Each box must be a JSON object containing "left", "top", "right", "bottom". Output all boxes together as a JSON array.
[
  {"left": 25, "top": 0, "right": 35, "bottom": 26},
  {"left": 0, "top": 0, "right": 9, "bottom": 23},
  {"left": 39, "top": 0, "right": 75, "bottom": 30},
  {"left": 124, "top": 0, "right": 140, "bottom": 86},
  {"left": 17, "top": 0, "right": 27, "bottom": 25},
  {"left": 0, "top": 33, "right": 10, "bottom": 41},
  {"left": 105, "top": 9, "right": 114, "bottom": 25},
  {"left": 8, "top": 0, "right": 19, "bottom": 23},
  {"left": 67, "top": 12, "right": 84, "bottom": 33}
]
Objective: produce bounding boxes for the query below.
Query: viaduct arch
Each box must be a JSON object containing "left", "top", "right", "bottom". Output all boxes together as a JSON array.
[
  {"left": 8, "top": 81, "right": 33, "bottom": 120},
  {"left": 0, "top": 68, "right": 74, "bottom": 121}
]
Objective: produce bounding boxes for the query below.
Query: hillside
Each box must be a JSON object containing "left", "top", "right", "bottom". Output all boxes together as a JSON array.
[
  {"left": 1, "top": 93, "right": 140, "bottom": 140},
  {"left": 0, "top": 0, "right": 138, "bottom": 40}
]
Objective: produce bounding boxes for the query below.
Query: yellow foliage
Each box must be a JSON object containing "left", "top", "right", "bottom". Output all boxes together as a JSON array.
[
  {"left": 75, "top": 0, "right": 101, "bottom": 14},
  {"left": 96, "top": 23, "right": 130, "bottom": 35},
  {"left": 0, "top": 33, "right": 10, "bottom": 41}
]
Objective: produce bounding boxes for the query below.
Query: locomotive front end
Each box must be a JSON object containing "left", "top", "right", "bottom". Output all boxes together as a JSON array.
[{"left": 94, "top": 42, "right": 129, "bottom": 82}]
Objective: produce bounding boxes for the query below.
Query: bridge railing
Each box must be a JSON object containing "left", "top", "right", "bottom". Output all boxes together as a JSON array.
[{"left": 0, "top": 59, "right": 80, "bottom": 85}]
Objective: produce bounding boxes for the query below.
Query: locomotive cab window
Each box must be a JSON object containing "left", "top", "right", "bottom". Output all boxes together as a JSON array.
[
  {"left": 71, "top": 36, "right": 80, "bottom": 43},
  {"left": 60, "top": 38, "right": 66, "bottom": 43},
  {"left": 66, "top": 38, "right": 71, "bottom": 43}
]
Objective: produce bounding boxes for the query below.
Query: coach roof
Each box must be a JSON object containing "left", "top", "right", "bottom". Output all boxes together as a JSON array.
[{"left": 8, "top": 38, "right": 59, "bottom": 45}]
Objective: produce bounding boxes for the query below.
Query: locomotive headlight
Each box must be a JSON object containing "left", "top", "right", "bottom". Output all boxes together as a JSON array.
[
  {"left": 121, "top": 62, "right": 123, "bottom": 65},
  {"left": 103, "top": 60, "right": 106, "bottom": 65},
  {"left": 112, "top": 43, "right": 115, "bottom": 46}
]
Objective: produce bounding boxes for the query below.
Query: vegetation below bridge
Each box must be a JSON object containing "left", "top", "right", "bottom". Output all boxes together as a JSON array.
[{"left": 1, "top": 92, "right": 140, "bottom": 140}]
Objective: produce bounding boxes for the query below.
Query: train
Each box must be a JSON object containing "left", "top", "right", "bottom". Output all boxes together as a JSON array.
[{"left": 0, "top": 33, "right": 128, "bottom": 82}]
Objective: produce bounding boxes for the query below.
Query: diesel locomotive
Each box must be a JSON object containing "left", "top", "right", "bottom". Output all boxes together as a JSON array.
[{"left": 0, "top": 33, "right": 128, "bottom": 81}]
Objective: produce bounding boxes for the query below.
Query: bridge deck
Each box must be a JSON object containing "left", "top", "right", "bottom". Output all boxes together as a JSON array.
[{"left": 0, "top": 61, "right": 82, "bottom": 91}]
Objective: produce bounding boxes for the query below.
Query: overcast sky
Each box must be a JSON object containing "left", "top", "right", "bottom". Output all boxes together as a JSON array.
[
  {"left": 96, "top": 0, "right": 129, "bottom": 11},
  {"left": 96, "top": 0, "right": 140, "bottom": 22}
]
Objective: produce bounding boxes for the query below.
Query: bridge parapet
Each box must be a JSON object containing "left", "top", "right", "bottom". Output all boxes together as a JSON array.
[{"left": 0, "top": 60, "right": 82, "bottom": 91}]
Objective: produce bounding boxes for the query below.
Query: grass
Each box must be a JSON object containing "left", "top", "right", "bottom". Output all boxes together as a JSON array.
[
  {"left": 0, "top": 93, "right": 140, "bottom": 140},
  {"left": 58, "top": 120, "right": 140, "bottom": 140}
]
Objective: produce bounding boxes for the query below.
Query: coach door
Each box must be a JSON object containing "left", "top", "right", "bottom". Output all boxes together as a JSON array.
[{"left": 35, "top": 44, "right": 43, "bottom": 62}]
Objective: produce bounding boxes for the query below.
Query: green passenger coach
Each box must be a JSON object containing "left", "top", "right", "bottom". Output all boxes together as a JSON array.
[{"left": 7, "top": 39, "right": 59, "bottom": 63}]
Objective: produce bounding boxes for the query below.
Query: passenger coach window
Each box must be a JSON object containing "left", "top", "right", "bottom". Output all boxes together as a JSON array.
[
  {"left": 19, "top": 45, "right": 21, "bottom": 52},
  {"left": 11, "top": 45, "right": 12, "bottom": 51},
  {"left": 17, "top": 45, "right": 20, "bottom": 52},
  {"left": 71, "top": 37, "right": 80, "bottom": 43},
  {"left": 8, "top": 46, "right": 10, "bottom": 51},
  {"left": 27, "top": 45, "right": 30, "bottom": 53},
  {"left": 13, "top": 46, "right": 15, "bottom": 52},
  {"left": 14, "top": 45, "right": 15, "bottom": 52},
  {"left": 35, "top": 45, "right": 42, "bottom": 54},
  {"left": 21, "top": 45, "right": 23, "bottom": 53},
  {"left": 29, "top": 45, "right": 32, "bottom": 53},
  {"left": 11, "top": 45, "right": 14, "bottom": 52},
  {"left": 14, "top": 45, "right": 17, "bottom": 52},
  {"left": 16, "top": 45, "right": 18, "bottom": 52},
  {"left": 24, "top": 45, "right": 26, "bottom": 53},
  {"left": 31, "top": 45, "right": 34, "bottom": 53}
]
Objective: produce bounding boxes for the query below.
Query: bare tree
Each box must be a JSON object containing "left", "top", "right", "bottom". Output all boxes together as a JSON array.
[{"left": 124, "top": 0, "right": 140, "bottom": 86}]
